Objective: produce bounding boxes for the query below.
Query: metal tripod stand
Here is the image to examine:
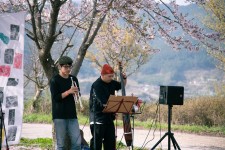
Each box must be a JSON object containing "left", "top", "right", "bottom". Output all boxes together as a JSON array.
[
  {"left": 0, "top": 91, "right": 9, "bottom": 150},
  {"left": 151, "top": 105, "right": 181, "bottom": 150}
]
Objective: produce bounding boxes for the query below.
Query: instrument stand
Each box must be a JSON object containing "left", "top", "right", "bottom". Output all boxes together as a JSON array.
[
  {"left": 103, "top": 95, "right": 138, "bottom": 149},
  {"left": 130, "top": 109, "right": 143, "bottom": 150},
  {"left": 130, "top": 114, "right": 134, "bottom": 150},
  {"left": 151, "top": 105, "right": 181, "bottom": 150},
  {"left": 0, "top": 91, "right": 9, "bottom": 150},
  {"left": 92, "top": 90, "right": 97, "bottom": 150}
]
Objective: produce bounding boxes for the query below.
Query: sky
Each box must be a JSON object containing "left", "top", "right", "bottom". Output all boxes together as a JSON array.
[
  {"left": 72, "top": 0, "right": 191, "bottom": 6},
  {"left": 0, "top": 0, "right": 190, "bottom": 5},
  {"left": 158, "top": 0, "right": 190, "bottom": 5}
]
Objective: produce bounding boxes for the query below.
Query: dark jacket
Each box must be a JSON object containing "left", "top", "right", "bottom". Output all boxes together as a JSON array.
[
  {"left": 89, "top": 77, "right": 121, "bottom": 124},
  {"left": 50, "top": 74, "right": 79, "bottom": 119}
]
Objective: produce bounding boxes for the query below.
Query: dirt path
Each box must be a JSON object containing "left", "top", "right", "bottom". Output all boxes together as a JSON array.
[{"left": 15, "top": 123, "right": 225, "bottom": 149}]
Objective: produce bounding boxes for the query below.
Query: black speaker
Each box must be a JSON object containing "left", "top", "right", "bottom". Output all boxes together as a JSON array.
[{"left": 159, "top": 86, "right": 184, "bottom": 105}]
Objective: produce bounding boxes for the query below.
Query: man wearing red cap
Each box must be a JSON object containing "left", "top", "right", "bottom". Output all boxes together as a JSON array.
[{"left": 89, "top": 64, "right": 127, "bottom": 150}]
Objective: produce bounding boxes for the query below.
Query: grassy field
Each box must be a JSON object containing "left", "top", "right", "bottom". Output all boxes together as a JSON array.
[
  {"left": 17, "top": 138, "right": 53, "bottom": 149},
  {"left": 23, "top": 113, "right": 225, "bottom": 136},
  {"left": 15, "top": 138, "right": 147, "bottom": 150}
]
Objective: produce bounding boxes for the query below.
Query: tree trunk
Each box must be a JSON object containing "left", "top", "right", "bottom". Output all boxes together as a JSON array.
[
  {"left": 32, "top": 88, "right": 43, "bottom": 112},
  {"left": 33, "top": 88, "right": 42, "bottom": 101},
  {"left": 39, "top": 49, "right": 58, "bottom": 81}
]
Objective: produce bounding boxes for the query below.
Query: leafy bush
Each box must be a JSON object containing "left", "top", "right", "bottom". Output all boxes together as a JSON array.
[
  {"left": 24, "top": 95, "right": 225, "bottom": 127},
  {"left": 76, "top": 98, "right": 90, "bottom": 116},
  {"left": 138, "top": 96, "right": 225, "bottom": 127},
  {"left": 24, "top": 96, "right": 89, "bottom": 115},
  {"left": 24, "top": 97, "right": 52, "bottom": 114}
]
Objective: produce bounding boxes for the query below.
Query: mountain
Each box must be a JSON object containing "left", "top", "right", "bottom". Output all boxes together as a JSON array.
[
  {"left": 76, "top": 4, "right": 225, "bottom": 101},
  {"left": 77, "top": 42, "right": 224, "bottom": 101},
  {"left": 24, "top": 4, "right": 225, "bottom": 101}
]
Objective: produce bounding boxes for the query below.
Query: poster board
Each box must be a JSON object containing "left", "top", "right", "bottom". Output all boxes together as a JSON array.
[{"left": 0, "top": 12, "right": 26, "bottom": 145}]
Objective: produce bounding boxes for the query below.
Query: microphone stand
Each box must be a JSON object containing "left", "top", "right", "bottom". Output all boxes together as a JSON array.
[
  {"left": 92, "top": 89, "right": 97, "bottom": 150},
  {"left": 0, "top": 91, "right": 9, "bottom": 150}
]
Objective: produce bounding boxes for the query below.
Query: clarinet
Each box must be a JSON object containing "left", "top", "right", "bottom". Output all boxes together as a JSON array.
[{"left": 70, "top": 77, "right": 84, "bottom": 111}]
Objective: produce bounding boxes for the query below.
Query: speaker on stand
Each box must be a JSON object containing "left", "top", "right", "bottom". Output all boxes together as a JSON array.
[{"left": 151, "top": 86, "right": 184, "bottom": 150}]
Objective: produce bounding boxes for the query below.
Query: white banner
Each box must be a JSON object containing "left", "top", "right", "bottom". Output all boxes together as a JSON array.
[{"left": 0, "top": 11, "right": 26, "bottom": 145}]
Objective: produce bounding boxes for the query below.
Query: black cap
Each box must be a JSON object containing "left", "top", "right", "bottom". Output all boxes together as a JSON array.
[{"left": 58, "top": 56, "right": 73, "bottom": 65}]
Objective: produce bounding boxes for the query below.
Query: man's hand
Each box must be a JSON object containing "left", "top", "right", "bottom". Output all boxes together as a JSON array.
[
  {"left": 122, "top": 72, "right": 127, "bottom": 80},
  {"left": 68, "top": 86, "right": 79, "bottom": 95}
]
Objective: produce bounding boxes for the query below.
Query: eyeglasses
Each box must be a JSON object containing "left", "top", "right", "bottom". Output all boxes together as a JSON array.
[{"left": 62, "top": 65, "right": 73, "bottom": 69}]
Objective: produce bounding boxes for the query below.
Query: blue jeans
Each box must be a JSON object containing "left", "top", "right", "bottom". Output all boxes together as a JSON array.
[{"left": 54, "top": 119, "right": 81, "bottom": 150}]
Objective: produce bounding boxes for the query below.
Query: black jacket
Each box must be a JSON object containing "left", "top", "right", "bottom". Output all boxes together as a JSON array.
[
  {"left": 89, "top": 77, "right": 121, "bottom": 124},
  {"left": 50, "top": 74, "right": 79, "bottom": 119}
]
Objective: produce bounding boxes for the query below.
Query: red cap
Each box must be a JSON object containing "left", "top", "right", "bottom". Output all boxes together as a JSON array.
[{"left": 101, "top": 64, "right": 114, "bottom": 75}]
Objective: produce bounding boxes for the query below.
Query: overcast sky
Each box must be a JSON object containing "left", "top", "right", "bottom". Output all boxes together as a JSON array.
[
  {"left": 72, "top": 0, "right": 190, "bottom": 6},
  {"left": 0, "top": 0, "right": 190, "bottom": 6},
  {"left": 158, "top": 0, "right": 190, "bottom": 5}
]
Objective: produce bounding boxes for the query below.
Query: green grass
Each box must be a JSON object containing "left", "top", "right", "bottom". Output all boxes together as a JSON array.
[
  {"left": 171, "top": 124, "right": 225, "bottom": 135},
  {"left": 18, "top": 138, "right": 53, "bottom": 149},
  {"left": 23, "top": 113, "right": 225, "bottom": 136},
  {"left": 116, "top": 119, "right": 225, "bottom": 136},
  {"left": 23, "top": 113, "right": 89, "bottom": 125},
  {"left": 23, "top": 113, "right": 52, "bottom": 123},
  {"left": 16, "top": 138, "right": 146, "bottom": 150}
]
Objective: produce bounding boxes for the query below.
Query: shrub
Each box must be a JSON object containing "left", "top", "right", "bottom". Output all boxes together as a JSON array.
[
  {"left": 24, "top": 97, "right": 52, "bottom": 114},
  {"left": 76, "top": 98, "right": 90, "bottom": 116},
  {"left": 24, "top": 96, "right": 89, "bottom": 115},
  {"left": 137, "top": 96, "right": 225, "bottom": 127}
]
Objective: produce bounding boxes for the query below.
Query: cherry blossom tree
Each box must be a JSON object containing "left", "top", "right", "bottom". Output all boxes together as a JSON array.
[
  {"left": 1, "top": 0, "right": 224, "bottom": 148},
  {"left": 86, "top": 20, "right": 158, "bottom": 78},
  {"left": 198, "top": 0, "right": 225, "bottom": 71},
  {"left": 0, "top": 0, "right": 223, "bottom": 80}
]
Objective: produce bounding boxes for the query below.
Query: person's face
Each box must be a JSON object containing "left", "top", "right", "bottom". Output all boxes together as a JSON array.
[
  {"left": 59, "top": 64, "right": 72, "bottom": 76},
  {"left": 101, "top": 74, "right": 114, "bottom": 83}
]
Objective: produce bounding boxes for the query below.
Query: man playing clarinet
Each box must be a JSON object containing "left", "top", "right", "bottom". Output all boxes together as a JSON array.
[{"left": 50, "top": 56, "right": 81, "bottom": 150}]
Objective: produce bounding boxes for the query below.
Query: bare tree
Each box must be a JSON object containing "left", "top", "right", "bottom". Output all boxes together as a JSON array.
[{"left": 24, "top": 43, "right": 48, "bottom": 101}]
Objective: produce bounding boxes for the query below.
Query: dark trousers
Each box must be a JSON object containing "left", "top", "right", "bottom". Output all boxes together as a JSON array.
[{"left": 90, "top": 123, "right": 115, "bottom": 150}]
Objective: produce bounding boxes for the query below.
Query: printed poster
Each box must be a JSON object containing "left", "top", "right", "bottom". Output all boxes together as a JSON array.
[{"left": 0, "top": 11, "right": 26, "bottom": 145}]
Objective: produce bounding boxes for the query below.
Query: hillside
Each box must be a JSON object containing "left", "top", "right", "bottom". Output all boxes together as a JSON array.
[
  {"left": 24, "top": 4, "right": 225, "bottom": 101},
  {"left": 77, "top": 47, "right": 224, "bottom": 101},
  {"left": 76, "top": 4, "right": 225, "bottom": 101}
]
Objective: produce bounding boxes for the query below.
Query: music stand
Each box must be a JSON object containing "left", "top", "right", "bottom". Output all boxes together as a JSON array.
[
  {"left": 103, "top": 95, "right": 138, "bottom": 114},
  {"left": 103, "top": 95, "right": 138, "bottom": 149}
]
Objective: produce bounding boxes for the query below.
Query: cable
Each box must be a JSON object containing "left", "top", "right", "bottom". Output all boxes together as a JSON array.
[
  {"left": 141, "top": 102, "right": 159, "bottom": 149},
  {"left": 159, "top": 103, "right": 163, "bottom": 149},
  {"left": 81, "top": 114, "right": 89, "bottom": 131},
  {"left": 76, "top": 112, "right": 89, "bottom": 145},
  {"left": 117, "top": 133, "right": 124, "bottom": 150},
  {"left": 140, "top": 101, "right": 160, "bottom": 149}
]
